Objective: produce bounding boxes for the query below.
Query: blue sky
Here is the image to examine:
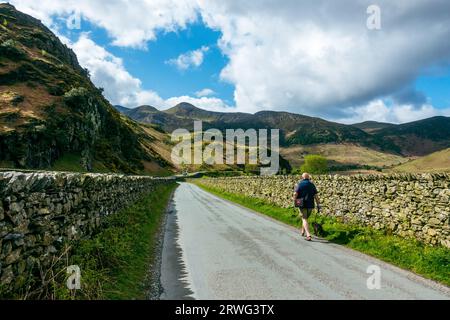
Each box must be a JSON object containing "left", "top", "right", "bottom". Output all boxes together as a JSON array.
[
  {"left": 416, "top": 71, "right": 450, "bottom": 109},
  {"left": 4, "top": 0, "right": 450, "bottom": 123},
  {"left": 57, "top": 16, "right": 235, "bottom": 105}
]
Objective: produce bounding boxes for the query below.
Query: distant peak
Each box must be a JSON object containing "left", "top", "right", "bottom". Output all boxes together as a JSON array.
[
  {"left": 353, "top": 120, "right": 394, "bottom": 126},
  {"left": 254, "top": 110, "right": 276, "bottom": 115},
  {"left": 165, "top": 102, "right": 205, "bottom": 115},
  {"left": 137, "top": 105, "right": 158, "bottom": 110},
  {"left": 174, "top": 102, "right": 199, "bottom": 110}
]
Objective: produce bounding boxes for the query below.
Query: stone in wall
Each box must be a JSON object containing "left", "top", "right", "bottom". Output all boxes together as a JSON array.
[
  {"left": 0, "top": 171, "right": 174, "bottom": 290},
  {"left": 200, "top": 174, "right": 450, "bottom": 248}
]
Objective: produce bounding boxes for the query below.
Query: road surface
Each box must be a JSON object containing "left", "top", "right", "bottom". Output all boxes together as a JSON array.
[{"left": 160, "top": 183, "right": 450, "bottom": 300}]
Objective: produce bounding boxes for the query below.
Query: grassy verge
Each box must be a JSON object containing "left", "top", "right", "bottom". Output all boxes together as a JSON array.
[
  {"left": 194, "top": 181, "right": 450, "bottom": 287},
  {"left": 68, "top": 182, "right": 177, "bottom": 299},
  {"left": 0, "top": 182, "right": 179, "bottom": 300}
]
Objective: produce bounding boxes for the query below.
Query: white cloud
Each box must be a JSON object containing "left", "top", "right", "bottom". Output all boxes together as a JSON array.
[
  {"left": 5, "top": 0, "right": 199, "bottom": 48},
  {"left": 3, "top": 0, "right": 450, "bottom": 123},
  {"left": 195, "top": 88, "right": 215, "bottom": 97},
  {"left": 338, "top": 100, "right": 450, "bottom": 124},
  {"left": 70, "top": 33, "right": 165, "bottom": 107},
  {"left": 65, "top": 34, "right": 229, "bottom": 110},
  {"left": 167, "top": 46, "right": 209, "bottom": 70},
  {"left": 197, "top": 0, "right": 450, "bottom": 120}
]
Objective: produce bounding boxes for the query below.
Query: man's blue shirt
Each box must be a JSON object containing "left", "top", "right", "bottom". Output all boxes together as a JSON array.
[{"left": 295, "top": 179, "right": 318, "bottom": 208}]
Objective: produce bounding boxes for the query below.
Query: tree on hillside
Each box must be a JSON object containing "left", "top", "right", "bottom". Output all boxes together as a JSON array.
[{"left": 300, "top": 155, "right": 329, "bottom": 174}]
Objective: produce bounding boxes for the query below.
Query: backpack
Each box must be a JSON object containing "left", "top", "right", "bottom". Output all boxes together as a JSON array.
[{"left": 294, "top": 197, "right": 304, "bottom": 208}]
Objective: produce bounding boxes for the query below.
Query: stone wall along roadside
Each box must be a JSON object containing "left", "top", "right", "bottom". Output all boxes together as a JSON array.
[
  {"left": 0, "top": 171, "right": 174, "bottom": 289},
  {"left": 199, "top": 174, "right": 450, "bottom": 248}
]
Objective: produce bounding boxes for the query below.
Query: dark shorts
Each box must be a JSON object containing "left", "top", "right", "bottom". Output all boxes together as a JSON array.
[{"left": 299, "top": 208, "right": 313, "bottom": 219}]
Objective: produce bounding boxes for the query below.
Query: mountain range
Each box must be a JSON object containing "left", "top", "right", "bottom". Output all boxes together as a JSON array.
[{"left": 116, "top": 103, "right": 450, "bottom": 157}]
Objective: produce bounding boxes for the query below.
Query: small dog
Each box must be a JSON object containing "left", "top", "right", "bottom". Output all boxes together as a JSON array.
[
  {"left": 312, "top": 221, "right": 325, "bottom": 237},
  {"left": 312, "top": 207, "right": 326, "bottom": 237}
]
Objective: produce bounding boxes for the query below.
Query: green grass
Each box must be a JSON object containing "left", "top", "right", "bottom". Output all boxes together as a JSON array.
[
  {"left": 51, "top": 153, "right": 85, "bottom": 172},
  {"left": 51, "top": 153, "right": 120, "bottom": 174},
  {"left": 194, "top": 181, "right": 450, "bottom": 287},
  {"left": 67, "top": 182, "right": 177, "bottom": 299}
]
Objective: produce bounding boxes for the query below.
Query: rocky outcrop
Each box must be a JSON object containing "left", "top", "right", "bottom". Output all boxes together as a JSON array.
[
  {"left": 0, "top": 4, "right": 172, "bottom": 174},
  {"left": 0, "top": 171, "right": 174, "bottom": 289},
  {"left": 199, "top": 174, "right": 450, "bottom": 248}
]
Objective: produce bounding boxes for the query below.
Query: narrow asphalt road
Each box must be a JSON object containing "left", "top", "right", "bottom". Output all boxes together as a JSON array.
[{"left": 160, "top": 183, "right": 450, "bottom": 300}]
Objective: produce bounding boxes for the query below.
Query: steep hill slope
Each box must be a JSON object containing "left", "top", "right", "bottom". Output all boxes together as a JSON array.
[
  {"left": 374, "top": 116, "right": 450, "bottom": 156},
  {"left": 251, "top": 111, "right": 373, "bottom": 146},
  {"left": 352, "top": 121, "right": 396, "bottom": 133},
  {"left": 392, "top": 148, "right": 450, "bottom": 173},
  {"left": 0, "top": 4, "right": 173, "bottom": 174},
  {"left": 113, "top": 105, "right": 131, "bottom": 114},
  {"left": 280, "top": 143, "right": 408, "bottom": 170}
]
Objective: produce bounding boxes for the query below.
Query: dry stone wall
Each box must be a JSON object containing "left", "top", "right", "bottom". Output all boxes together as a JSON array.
[
  {"left": 0, "top": 171, "right": 174, "bottom": 288},
  {"left": 199, "top": 174, "right": 450, "bottom": 248}
]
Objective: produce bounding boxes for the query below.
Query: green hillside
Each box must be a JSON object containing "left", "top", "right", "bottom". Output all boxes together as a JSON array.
[
  {"left": 393, "top": 148, "right": 450, "bottom": 173},
  {"left": 352, "top": 121, "right": 396, "bottom": 133},
  {"left": 281, "top": 143, "right": 408, "bottom": 171},
  {"left": 374, "top": 117, "right": 450, "bottom": 156},
  {"left": 0, "top": 3, "right": 173, "bottom": 174}
]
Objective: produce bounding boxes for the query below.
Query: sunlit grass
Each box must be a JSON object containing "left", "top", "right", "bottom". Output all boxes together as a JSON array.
[{"left": 69, "top": 182, "right": 178, "bottom": 299}]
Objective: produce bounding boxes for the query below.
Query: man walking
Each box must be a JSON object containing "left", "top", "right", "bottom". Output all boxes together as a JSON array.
[{"left": 293, "top": 173, "right": 321, "bottom": 241}]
